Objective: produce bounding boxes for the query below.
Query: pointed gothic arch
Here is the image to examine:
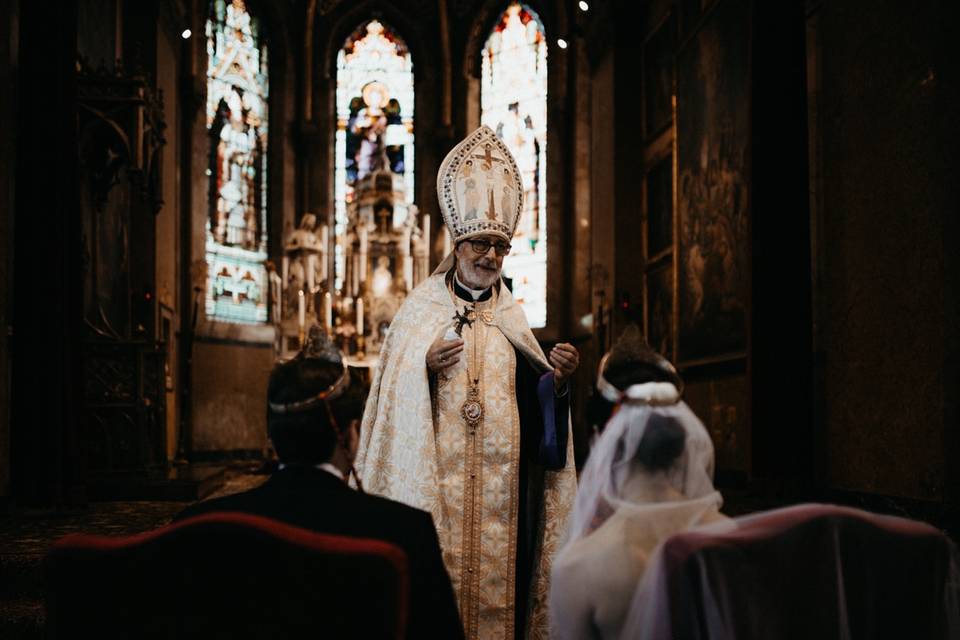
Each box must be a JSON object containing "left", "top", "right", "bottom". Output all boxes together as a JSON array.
[
  {"left": 331, "top": 18, "right": 416, "bottom": 292},
  {"left": 458, "top": 0, "right": 572, "bottom": 337},
  {"left": 204, "top": 0, "right": 272, "bottom": 324},
  {"left": 305, "top": 3, "right": 443, "bottom": 276},
  {"left": 479, "top": 2, "right": 550, "bottom": 328}
]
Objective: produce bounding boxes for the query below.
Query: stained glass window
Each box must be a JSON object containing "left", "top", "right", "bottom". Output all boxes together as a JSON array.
[
  {"left": 204, "top": 0, "right": 269, "bottom": 323},
  {"left": 335, "top": 20, "right": 414, "bottom": 291},
  {"left": 481, "top": 3, "right": 548, "bottom": 328}
]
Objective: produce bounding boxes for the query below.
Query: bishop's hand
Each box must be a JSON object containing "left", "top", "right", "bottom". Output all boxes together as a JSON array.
[
  {"left": 550, "top": 342, "right": 580, "bottom": 389},
  {"left": 426, "top": 334, "right": 465, "bottom": 373}
]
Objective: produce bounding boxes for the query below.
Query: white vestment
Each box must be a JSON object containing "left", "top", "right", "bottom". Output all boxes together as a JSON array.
[{"left": 356, "top": 272, "right": 576, "bottom": 639}]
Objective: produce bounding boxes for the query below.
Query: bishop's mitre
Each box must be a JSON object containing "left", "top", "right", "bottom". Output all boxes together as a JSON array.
[{"left": 436, "top": 125, "right": 524, "bottom": 245}]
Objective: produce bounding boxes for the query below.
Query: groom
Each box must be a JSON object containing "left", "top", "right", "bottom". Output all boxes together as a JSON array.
[{"left": 176, "top": 327, "right": 463, "bottom": 639}]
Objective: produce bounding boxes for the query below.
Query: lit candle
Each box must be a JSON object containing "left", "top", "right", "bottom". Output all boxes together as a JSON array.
[
  {"left": 353, "top": 254, "right": 360, "bottom": 294},
  {"left": 404, "top": 256, "right": 413, "bottom": 288},
  {"left": 298, "top": 290, "right": 305, "bottom": 332},
  {"left": 324, "top": 291, "right": 332, "bottom": 332},
  {"left": 356, "top": 297, "right": 364, "bottom": 336},
  {"left": 359, "top": 225, "right": 369, "bottom": 255}
]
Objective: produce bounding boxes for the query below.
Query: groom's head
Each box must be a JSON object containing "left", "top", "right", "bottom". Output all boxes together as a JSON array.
[{"left": 266, "top": 329, "right": 367, "bottom": 468}]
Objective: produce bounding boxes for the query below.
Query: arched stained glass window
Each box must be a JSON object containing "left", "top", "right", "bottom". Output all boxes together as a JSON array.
[
  {"left": 335, "top": 20, "right": 414, "bottom": 292},
  {"left": 481, "top": 3, "right": 548, "bottom": 328},
  {"left": 204, "top": 0, "right": 269, "bottom": 323}
]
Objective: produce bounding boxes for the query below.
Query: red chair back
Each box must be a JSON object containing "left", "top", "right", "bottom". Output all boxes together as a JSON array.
[
  {"left": 648, "top": 504, "right": 956, "bottom": 640},
  {"left": 44, "top": 512, "right": 409, "bottom": 639}
]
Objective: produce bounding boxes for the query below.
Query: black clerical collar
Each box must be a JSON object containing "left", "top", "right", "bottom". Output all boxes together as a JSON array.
[{"left": 453, "top": 275, "right": 493, "bottom": 303}]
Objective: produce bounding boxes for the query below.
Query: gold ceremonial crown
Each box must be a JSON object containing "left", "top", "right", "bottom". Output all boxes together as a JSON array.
[{"left": 436, "top": 125, "right": 523, "bottom": 244}]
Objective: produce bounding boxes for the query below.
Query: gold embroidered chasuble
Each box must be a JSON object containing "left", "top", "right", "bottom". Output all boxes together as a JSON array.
[{"left": 355, "top": 272, "right": 577, "bottom": 640}]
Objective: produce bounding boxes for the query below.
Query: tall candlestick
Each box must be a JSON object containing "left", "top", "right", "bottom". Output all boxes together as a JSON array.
[
  {"left": 324, "top": 291, "right": 332, "bottom": 332},
  {"left": 356, "top": 297, "right": 364, "bottom": 336},
  {"left": 298, "top": 290, "right": 305, "bottom": 333},
  {"left": 353, "top": 254, "right": 360, "bottom": 295},
  {"left": 348, "top": 258, "right": 353, "bottom": 297}
]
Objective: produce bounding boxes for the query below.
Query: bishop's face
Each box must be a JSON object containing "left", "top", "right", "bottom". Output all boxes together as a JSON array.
[{"left": 455, "top": 234, "right": 506, "bottom": 290}]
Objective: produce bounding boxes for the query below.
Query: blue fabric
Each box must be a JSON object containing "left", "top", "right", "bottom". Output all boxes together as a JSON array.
[{"left": 537, "top": 372, "right": 568, "bottom": 470}]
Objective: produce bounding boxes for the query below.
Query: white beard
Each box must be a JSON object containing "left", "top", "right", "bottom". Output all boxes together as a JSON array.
[{"left": 457, "top": 261, "right": 500, "bottom": 290}]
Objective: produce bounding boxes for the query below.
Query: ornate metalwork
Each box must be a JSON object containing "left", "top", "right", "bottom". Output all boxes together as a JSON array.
[
  {"left": 83, "top": 340, "right": 167, "bottom": 475},
  {"left": 77, "top": 57, "right": 166, "bottom": 213},
  {"left": 77, "top": 58, "right": 167, "bottom": 341}
]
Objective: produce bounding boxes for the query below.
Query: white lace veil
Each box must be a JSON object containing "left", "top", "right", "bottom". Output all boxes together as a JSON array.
[{"left": 560, "top": 351, "right": 723, "bottom": 549}]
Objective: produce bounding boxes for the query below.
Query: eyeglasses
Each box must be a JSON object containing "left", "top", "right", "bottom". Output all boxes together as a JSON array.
[{"left": 465, "top": 238, "right": 512, "bottom": 256}]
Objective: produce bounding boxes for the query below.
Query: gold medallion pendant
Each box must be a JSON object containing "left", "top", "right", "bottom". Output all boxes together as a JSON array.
[{"left": 461, "top": 385, "right": 484, "bottom": 426}]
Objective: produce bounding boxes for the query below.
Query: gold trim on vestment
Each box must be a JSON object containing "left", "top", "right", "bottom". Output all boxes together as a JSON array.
[
  {"left": 505, "top": 350, "right": 519, "bottom": 636},
  {"left": 459, "top": 337, "right": 482, "bottom": 635},
  {"left": 437, "top": 291, "right": 520, "bottom": 639},
  {"left": 354, "top": 273, "right": 577, "bottom": 640}
]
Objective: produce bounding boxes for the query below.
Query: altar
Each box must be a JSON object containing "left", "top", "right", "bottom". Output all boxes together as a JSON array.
[{"left": 274, "top": 147, "right": 429, "bottom": 365}]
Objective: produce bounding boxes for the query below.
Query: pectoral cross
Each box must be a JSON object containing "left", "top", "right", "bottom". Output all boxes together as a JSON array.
[{"left": 452, "top": 305, "right": 476, "bottom": 337}]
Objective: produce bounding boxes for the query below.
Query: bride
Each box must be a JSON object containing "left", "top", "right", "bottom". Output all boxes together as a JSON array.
[{"left": 550, "top": 327, "right": 727, "bottom": 639}]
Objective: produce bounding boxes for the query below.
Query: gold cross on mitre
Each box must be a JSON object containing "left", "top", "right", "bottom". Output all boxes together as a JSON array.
[{"left": 471, "top": 143, "right": 504, "bottom": 171}]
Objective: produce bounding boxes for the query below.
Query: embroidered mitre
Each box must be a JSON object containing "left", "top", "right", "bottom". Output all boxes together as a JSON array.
[{"left": 436, "top": 125, "right": 523, "bottom": 244}]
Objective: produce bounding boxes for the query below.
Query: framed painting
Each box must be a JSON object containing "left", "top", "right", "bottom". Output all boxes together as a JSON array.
[
  {"left": 646, "top": 152, "right": 674, "bottom": 258},
  {"left": 643, "top": 13, "right": 676, "bottom": 138},
  {"left": 676, "top": 0, "right": 750, "bottom": 365},
  {"left": 645, "top": 263, "right": 674, "bottom": 360}
]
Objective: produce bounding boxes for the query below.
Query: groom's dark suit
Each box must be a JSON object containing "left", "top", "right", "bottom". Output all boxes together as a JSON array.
[{"left": 176, "top": 466, "right": 463, "bottom": 640}]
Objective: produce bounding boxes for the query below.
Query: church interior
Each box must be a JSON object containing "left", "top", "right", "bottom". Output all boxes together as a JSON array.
[{"left": 1, "top": 0, "right": 958, "bottom": 636}]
